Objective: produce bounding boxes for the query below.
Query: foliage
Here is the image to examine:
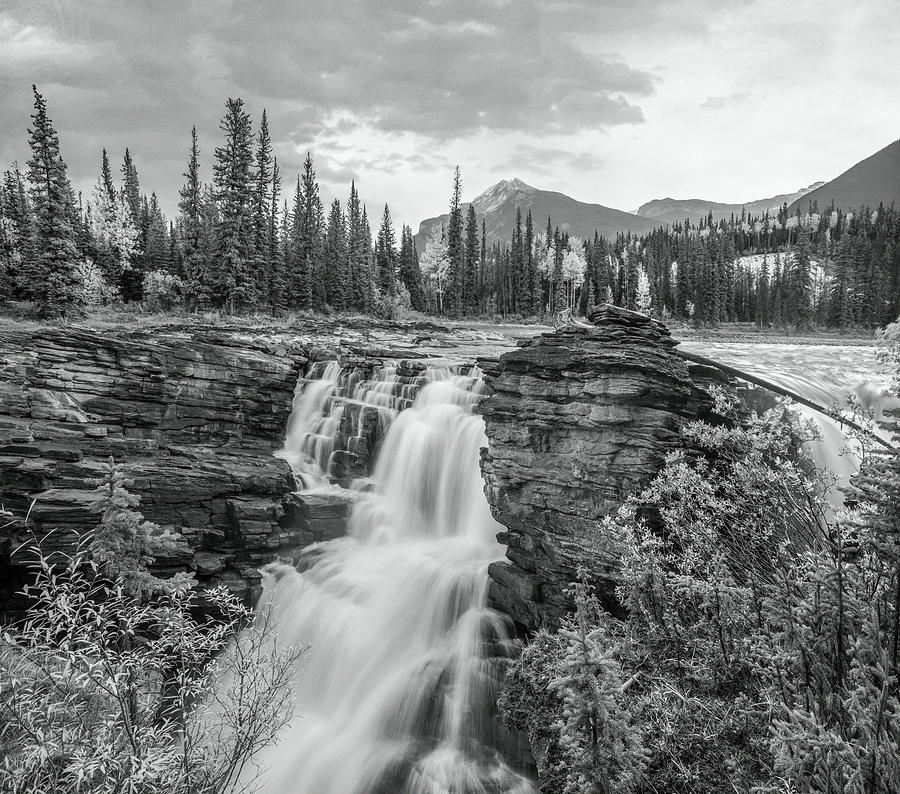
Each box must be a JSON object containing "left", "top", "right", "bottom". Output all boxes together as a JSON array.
[
  {"left": 88, "top": 457, "right": 194, "bottom": 597},
  {"left": 0, "top": 540, "right": 300, "bottom": 793},
  {"left": 76, "top": 259, "right": 121, "bottom": 308},
  {"left": 501, "top": 363, "right": 900, "bottom": 792},
  {"left": 142, "top": 269, "right": 185, "bottom": 313},
  {"left": 0, "top": 463, "right": 302, "bottom": 793}
]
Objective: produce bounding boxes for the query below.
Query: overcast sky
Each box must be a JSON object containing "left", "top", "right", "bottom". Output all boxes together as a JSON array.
[{"left": 1, "top": 0, "right": 898, "bottom": 229}]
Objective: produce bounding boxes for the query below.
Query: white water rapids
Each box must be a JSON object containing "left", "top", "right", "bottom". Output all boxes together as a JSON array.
[{"left": 255, "top": 362, "right": 535, "bottom": 794}]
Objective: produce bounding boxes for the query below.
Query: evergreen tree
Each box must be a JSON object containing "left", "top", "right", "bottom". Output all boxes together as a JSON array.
[
  {"left": 524, "top": 210, "right": 536, "bottom": 316},
  {"left": 346, "top": 181, "right": 368, "bottom": 312},
  {"left": 464, "top": 203, "right": 479, "bottom": 315},
  {"left": 250, "top": 109, "right": 274, "bottom": 305},
  {"left": 264, "top": 157, "right": 285, "bottom": 314},
  {"left": 212, "top": 97, "right": 254, "bottom": 312},
  {"left": 178, "top": 127, "right": 205, "bottom": 308},
  {"left": 0, "top": 165, "right": 31, "bottom": 300},
  {"left": 324, "top": 198, "right": 348, "bottom": 309},
  {"left": 375, "top": 204, "right": 397, "bottom": 298},
  {"left": 445, "top": 167, "right": 464, "bottom": 317},
  {"left": 398, "top": 224, "right": 425, "bottom": 311},
  {"left": 24, "top": 85, "right": 81, "bottom": 316}
]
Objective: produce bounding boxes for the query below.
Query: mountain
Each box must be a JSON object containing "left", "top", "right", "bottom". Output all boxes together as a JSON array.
[
  {"left": 636, "top": 183, "right": 824, "bottom": 226},
  {"left": 414, "top": 178, "right": 658, "bottom": 254},
  {"left": 786, "top": 138, "right": 900, "bottom": 214}
]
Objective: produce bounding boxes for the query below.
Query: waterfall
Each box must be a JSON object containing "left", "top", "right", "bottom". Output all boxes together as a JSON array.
[{"left": 255, "top": 362, "right": 536, "bottom": 794}]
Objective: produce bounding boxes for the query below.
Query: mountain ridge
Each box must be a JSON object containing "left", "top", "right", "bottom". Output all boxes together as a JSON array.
[
  {"left": 786, "top": 138, "right": 900, "bottom": 214},
  {"left": 414, "top": 178, "right": 658, "bottom": 254}
]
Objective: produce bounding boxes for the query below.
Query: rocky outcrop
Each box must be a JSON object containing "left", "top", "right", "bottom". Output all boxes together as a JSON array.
[
  {"left": 480, "top": 306, "right": 716, "bottom": 633},
  {"left": 0, "top": 324, "right": 316, "bottom": 610}
]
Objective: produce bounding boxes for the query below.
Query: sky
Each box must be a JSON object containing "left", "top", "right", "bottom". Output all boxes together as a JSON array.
[{"left": 1, "top": 0, "right": 898, "bottom": 230}]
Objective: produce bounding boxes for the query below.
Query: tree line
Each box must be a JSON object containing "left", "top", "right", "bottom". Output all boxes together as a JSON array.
[
  {"left": 3, "top": 86, "right": 899, "bottom": 328},
  {"left": 0, "top": 87, "right": 426, "bottom": 317},
  {"left": 421, "top": 182, "right": 900, "bottom": 329}
]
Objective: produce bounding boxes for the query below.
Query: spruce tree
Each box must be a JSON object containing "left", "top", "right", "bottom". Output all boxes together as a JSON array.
[
  {"left": 25, "top": 85, "right": 81, "bottom": 316},
  {"left": 524, "top": 210, "right": 536, "bottom": 316},
  {"left": 464, "top": 204, "right": 479, "bottom": 315},
  {"left": 212, "top": 98, "right": 255, "bottom": 312},
  {"left": 0, "top": 165, "right": 31, "bottom": 300},
  {"left": 178, "top": 127, "right": 205, "bottom": 308},
  {"left": 445, "top": 167, "right": 464, "bottom": 317},
  {"left": 264, "top": 157, "right": 284, "bottom": 314},
  {"left": 375, "top": 204, "right": 397, "bottom": 298},
  {"left": 346, "top": 181, "right": 367, "bottom": 311},
  {"left": 324, "top": 198, "right": 348, "bottom": 309},
  {"left": 399, "top": 224, "right": 425, "bottom": 311},
  {"left": 251, "top": 109, "right": 274, "bottom": 307}
]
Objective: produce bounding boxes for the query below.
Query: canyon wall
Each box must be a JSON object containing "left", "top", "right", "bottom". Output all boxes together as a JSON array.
[
  {"left": 0, "top": 323, "right": 323, "bottom": 609},
  {"left": 480, "top": 306, "right": 717, "bottom": 632}
]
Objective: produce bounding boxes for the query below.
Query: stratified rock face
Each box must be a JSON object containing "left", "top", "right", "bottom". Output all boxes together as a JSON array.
[
  {"left": 0, "top": 324, "right": 312, "bottom": 609},
  {"left": 480, "top": 305, "right": 714, "bottom": 632}
]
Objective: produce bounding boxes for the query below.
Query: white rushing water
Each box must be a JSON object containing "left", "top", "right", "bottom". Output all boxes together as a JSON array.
[
  {"left": 680, "top": 341, "right": 896, "bottom": 493},
  {"left": 257, "top": 362, "right": 535, "bottom": 794}
]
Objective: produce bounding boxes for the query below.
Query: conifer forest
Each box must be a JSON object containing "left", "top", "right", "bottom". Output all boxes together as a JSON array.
[{"left": 3, "top": 87, "right": 899, "bottom": 328}]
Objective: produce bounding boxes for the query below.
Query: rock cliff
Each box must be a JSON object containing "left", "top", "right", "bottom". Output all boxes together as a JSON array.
[
  {"left": 480, "top": 306, "right": 716, "bottom": 632},
  {"left": 0, "top": 323, "right": 320, "bottom": 610}
]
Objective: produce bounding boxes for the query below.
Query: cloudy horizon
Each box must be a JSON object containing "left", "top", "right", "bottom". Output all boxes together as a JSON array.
[{"left": 1, "top": 0, "right": 897, "bottom": 230}]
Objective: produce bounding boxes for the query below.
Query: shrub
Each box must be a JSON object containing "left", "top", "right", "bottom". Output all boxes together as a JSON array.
[
  {"left": 142, "top": 270, "right": 184, "bottom": 312},
  {"left": 501, "top": 369, "right": 900, "bottom": 793},
  {"left": 0, "top": 469, "right": 303, "bottom": 793}
]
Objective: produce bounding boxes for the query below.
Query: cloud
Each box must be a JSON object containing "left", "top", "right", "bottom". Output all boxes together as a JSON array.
[
  {"left": 491, "top": 143, "right": 605, "bottom": 177},
  {"left": 701, "top": 92, "right": 750, "bottom": 110}
]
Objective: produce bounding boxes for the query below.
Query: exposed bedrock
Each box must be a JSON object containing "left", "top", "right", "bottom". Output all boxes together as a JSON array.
[
  {"left": 0, "top": 324, "right": 352, "bottom": 611},
  {"left": 480, "top": 306, "right": 717, "bottom": 633}
]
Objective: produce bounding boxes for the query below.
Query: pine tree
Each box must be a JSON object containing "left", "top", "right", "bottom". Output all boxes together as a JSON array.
[
  {"left": 346, "top": 181, "right": 368, "bottom": 312},
  {"left": 212, "top": 97, "right": 254, "bottom": 312},
  {"left": 178, "top": 127, "right": 205, "bottom": 308},
  {"left": 25, "top": 85, "right": 81, "bottom": 316},
  {"left": 445, "top": 166, "right": 464, "bottom": 317},
  {"left": 375, "top": 204, "right": 397, "bottom": 298},
  {"left": 293, "top": 153, "right": 323, "bottom": 311},
  {"left": 0, "top": 165, "right": 31, "bottom": 301},
  {"left": 324, "top": 198, "right": 348, "bottom": 309},
  {"left": 398, "top": 224, "right": 425, "bottom": 311},
  {"left": 144, "top": 192, "right": 170, "bottom": 273},
  {"left": 464, "top": 203, "right": 479, "bottom": 315},
  {"left": 524, "top": 210, "right": 536, "bottom": 316},
  {"left": 250, "top": 109, "right": 274, "bottom": 306},
  {"left": 264, "top": 157, "right": 285, "bottom": 314},
  {"left": 790, "top": 228, "right": 814, "bottom": 328}
]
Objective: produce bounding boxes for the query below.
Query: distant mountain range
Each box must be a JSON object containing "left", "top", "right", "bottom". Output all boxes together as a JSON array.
[
  {"left": 414, "top": 138, "right": 899, "bottom": 254},
  {"left": 634, "top": 183, "right": 825, "bottom": 226},
  {"left": 786, "top": 138, "right": 900, "bottom": 214}
]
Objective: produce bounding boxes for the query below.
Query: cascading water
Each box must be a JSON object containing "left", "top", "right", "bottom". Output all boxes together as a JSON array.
[
  {"left": 255, "top": 361, "right": 536, "bottom": 794},
  {"left": 681, "top": 341, "right": 896, "bottom": 494}
]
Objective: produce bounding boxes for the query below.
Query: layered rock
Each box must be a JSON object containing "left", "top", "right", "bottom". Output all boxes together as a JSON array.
[
  {"left": 480, "top": 306, "right": 715, "bottom": 632},
  {"left": 0, "top": 324, "right": 313, "bottom": 609}
]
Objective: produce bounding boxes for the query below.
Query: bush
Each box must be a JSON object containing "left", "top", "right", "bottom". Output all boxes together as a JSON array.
[
  {"left": 0, "top": 471, "right": 302, "bottom": 793},
  {"left": 142, "top": 270, "right": 184, "bottom": 312},
  {"left": 500, "top": 380, "right": 900, "bottom": 792}
]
